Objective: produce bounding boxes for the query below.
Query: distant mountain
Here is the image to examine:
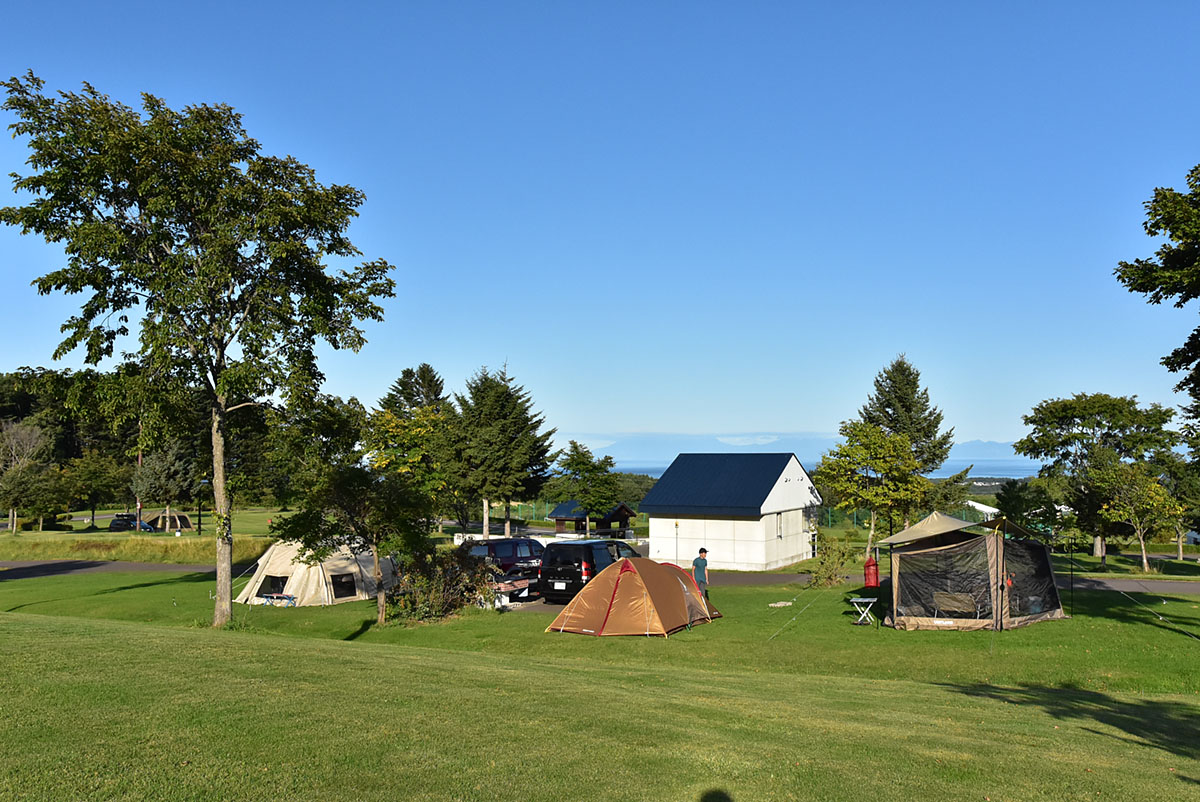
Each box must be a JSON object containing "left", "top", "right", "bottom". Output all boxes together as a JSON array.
[{"left": 558, "top": 432, "right": 1042, "bottom": 480}]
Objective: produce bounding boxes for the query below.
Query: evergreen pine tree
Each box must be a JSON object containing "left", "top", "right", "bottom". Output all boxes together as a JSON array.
[
  {"left": 381, "top": 363, "right": 446, "bottom": 416},
  {"left": 453, "top": 367, "right": 556, "bottom": 536},
  {"left": 858, "top": 355, "right": 954, "bottom": 474}
]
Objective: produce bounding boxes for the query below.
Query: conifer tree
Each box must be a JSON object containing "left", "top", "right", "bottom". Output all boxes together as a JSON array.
[
  {"left": 858, "top": 356, "right": 954, "bottom": 474},
  {"left": 381, "top": 363, "right": 447, "bottom": 416},
  {"left": 454, "top": 367, "right": 555, "bottom": 537}
]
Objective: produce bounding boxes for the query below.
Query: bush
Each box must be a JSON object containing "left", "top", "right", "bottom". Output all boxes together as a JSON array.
[
  {"left": 387, "top": 545, "right": 495, "bottom": 622},
  {"left": 808, "top": 532, "right": 854, "bottom": 588}
]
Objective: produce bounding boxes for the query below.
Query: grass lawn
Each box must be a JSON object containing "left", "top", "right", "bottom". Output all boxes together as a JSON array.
[
  {"left": 1, "top": 571, "right": 1199, "bottom": 801},
  {"left": 0, "top": 508, "right": 285, "bottom": 564},
  {"left": 1053, "top": 552, "right": 1200, "bottom": 580}
]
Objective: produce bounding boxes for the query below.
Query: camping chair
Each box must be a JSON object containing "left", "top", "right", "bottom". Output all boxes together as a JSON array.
[{"left": 932, "top": 591, "right": 979, "bottom": 619}]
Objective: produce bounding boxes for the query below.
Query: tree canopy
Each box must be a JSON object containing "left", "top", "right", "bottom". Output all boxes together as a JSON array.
[
  {"left": 1014, "top": 392, "right": 1180, "bottom": 555},
  {"left": 453, "top": 367, "right": 555, "bottom": 536},
  {"left": 1, "top": 73, "right": 394, "bottom": 624},
  {"left": 817, "top": 420, "right": 924, "bottom": 554},
  {"left": 858, "top": 355, "right": 954, "bottom": 474},
  {"left": 552, "top": 441, "right": 620, "bottom": 531},
  {"left": 1115, "top": 163, "right": 1200, "bottom": 400}
]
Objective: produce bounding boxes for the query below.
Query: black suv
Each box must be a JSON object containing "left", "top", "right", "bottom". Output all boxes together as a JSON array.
[
  {"left": 466, "top": 537, "right": 545, "bottom": 575},
  {"left": 537, "top": 539, "right": 641, "bottom": 604}
]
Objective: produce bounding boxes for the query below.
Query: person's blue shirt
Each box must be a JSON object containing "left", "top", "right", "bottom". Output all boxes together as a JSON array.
[{"left": 692, "top": 556, "right": 708, "bottom": 583}]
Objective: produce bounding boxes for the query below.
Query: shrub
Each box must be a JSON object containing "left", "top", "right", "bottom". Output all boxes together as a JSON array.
[
  {"left": 387, "top": 545, "right": 494, "bottom": 622},
  {"left": 807, "top": 532, "right": 854, "bottom": 588}
]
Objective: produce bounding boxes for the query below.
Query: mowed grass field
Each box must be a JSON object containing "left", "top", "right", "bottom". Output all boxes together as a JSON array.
[
  {"left": 1, "top": 571, "right": 1198, "bottom": 801},
  {"left": 0, "top": 508, "right": 282, "bottom": 563}
]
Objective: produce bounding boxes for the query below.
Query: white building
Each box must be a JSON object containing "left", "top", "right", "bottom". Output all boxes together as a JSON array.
[{"left": 641, "top": 453, "right": 822, "bottom": 571}]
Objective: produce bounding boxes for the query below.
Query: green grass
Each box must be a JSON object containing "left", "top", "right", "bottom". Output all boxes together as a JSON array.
[
  {"left": 0, "top": 508, "right": 285, "bottom": 564},
  {"left": 1054, "top": 553, "right": 1200, "bottom": 580},
  {"left": 0, "top": 534, "right": 273, "bottom": 564},
  {"left": 1, "top": 572, "right": 1198, "bottom": 800}
]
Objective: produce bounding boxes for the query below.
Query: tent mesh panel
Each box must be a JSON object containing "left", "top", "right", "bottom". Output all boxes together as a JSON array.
[
  {"left": 896, "top": 538, "right": 992, "bottom": 620},
  {"left": 1003, "top": 539, "right": 1062, "bottom": 617}
]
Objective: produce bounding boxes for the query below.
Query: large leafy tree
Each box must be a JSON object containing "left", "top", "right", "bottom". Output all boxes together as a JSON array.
[
  {"left": 63, "top": 449, "right": 130, "bottom": 528},
  {"left": 131, "top": 440, "right": 197, "bottom": 531},
  {"left": 1013, "top": 393, "right": 1178, "bottom": 557},
  {"left": 0, "top": 421, "right": 49, "bottom": 533},
  {"left": 1, "top": 74, "right": 394, "bottom": 625},
  {"left": 858, "top": 356, "right": 954, "bottom": 474},
  {"left": 1091, "top": 455, "right": 1183, "bottom": 573},
  {"left": 817, "top": 420, "right": 925, "bottom": 555},
  {"left": 552, "top": 441, "right": 620, "bottom": 533},
  {"left": 1114, "top": 163, "right": 1200, "bottom": 400},
  {"left": 273, "top": 396, "right": 440, "bottom": 625}
]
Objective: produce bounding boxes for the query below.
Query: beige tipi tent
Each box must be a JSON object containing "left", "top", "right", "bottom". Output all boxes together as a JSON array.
[
  {"left": 235, "top": 541, "right": 397, "bottom": 606},
  {"left": 546, "top": 557, "right": 721, "bottom": 637}
]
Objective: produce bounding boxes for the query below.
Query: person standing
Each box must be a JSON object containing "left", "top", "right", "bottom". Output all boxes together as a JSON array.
[{"left": 692, "top": 547, "right": 709, "bottom": 599}]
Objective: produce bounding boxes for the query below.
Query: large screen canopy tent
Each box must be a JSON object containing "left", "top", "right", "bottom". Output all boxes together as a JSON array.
[{"left": 879, "top": 512, "right": 1065, "bottom": 631}]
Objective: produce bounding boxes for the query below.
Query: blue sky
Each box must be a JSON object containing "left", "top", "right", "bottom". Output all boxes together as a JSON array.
[{"left": 3, "top": 2, "right": 1199, "bottom": 454}]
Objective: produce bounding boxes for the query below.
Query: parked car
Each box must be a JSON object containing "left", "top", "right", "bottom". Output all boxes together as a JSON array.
[
  {"left": 108, "top": 513, "right": 154, "bottom": 532},
  {"left": 465, "top": 537, "right": 545, "bottom": 575},
  {"left": 536, "top": 539, "right": 641, "bottom": 604}
]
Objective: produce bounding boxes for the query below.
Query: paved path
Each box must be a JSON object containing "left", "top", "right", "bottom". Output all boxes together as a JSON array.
[{"left": 0, "top": 560, "right": 253, "bottom": 581}]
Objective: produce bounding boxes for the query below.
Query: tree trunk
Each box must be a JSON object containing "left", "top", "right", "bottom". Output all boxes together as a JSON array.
[
  {"left": 373, "top": 544, "right": 385, "bottom": 625},
  {"left": 90, "top": 504, "right": 96, "bottom": 529},
  {"left": 1099, "top": 537, "right": 1107, "bottom": 568},
  {"left": 166, "top": 502, "right": 172, "bottom": 533},
  {"left": 504, "top": 501, "right": 511, "bottom": 537},
  {"left": 1093, "top": 534, "right": 1104, "bottom": 558},
  {"left": 865, "top": 510, "right": 877, "bottom": 557},
  {"left": 482, "top": 498, "right": 490, "bottom": 538},
  {"left": 1177, "top": 524, "right": 1185, "bottom": 561},
  {"left": 1138, "top": 530, "right": 1150, "bottom": 573},
  {"left": 38, "top": 515, "right": 44, "bottom": 532},
  {"left": 212, "top": 399, "right": 234, "bottom": 627}
]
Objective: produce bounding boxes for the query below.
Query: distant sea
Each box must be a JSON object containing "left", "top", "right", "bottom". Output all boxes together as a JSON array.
[{"left": 616, "top": 458, "right": 1041, "bottom": 480}]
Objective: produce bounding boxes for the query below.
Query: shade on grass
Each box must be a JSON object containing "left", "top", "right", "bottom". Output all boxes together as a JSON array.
[{"left": 0, "top": 572, "right": 1198, "bottom": 800}]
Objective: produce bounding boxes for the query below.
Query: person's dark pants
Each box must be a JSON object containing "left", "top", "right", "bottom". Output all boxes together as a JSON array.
[{"left": 697, "top": 580, "right": 708, "bottom": 599}]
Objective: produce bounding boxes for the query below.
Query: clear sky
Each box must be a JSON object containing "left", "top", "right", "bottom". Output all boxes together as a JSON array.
[{"left": 3, "top": 2, "right": 1199, "bottom": 449}]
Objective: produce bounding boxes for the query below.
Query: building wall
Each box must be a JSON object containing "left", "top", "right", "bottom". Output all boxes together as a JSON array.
[
  {"left": 649, "top": 508, "right": 815, "bottom": 571},
  {"left": 761, "top": 456, "right": 822, "bottom": 514}
]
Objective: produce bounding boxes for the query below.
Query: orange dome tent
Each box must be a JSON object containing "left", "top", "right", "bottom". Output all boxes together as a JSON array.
[{"left": 545, "top": 557, "right": 721, "bottom": 637}]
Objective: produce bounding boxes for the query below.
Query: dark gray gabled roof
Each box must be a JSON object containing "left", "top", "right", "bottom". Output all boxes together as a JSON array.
[
  {"left": 549, "top": 500, "right": 637, "bottom": 521},
  {"left": 638, "top": 453, "right": 797, "bottom": 517}
]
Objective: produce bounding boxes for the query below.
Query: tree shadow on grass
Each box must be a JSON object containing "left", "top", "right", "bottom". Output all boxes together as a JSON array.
[
  {"left": 699, "top": 791, "right": 733, "bottom": 802},
  {"left": 92, "top": 572, "right": 213, "bottom": 595},
  {"left": 343, "top": 619, "right": 374, "bottom": 641},
  {"left": 939, "top": 682, "right": 1200, "bottom": 762},
  {"left": 1065, "top": 589, "right": 1200, "bottom": 640}
]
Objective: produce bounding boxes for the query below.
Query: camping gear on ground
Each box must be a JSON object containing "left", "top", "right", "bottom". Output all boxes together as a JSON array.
[
  {"left": 545, "top": 557, "right": 721, "bottom": 637},
  {"left": 235, "top": 541, "right": 397, "bottom": 606},
  {"left": 849, "top": 596, "right": 877, "bottom": 625},
  {"left": 879, "top": 512, "right": 1065, "bottom": 631}
]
